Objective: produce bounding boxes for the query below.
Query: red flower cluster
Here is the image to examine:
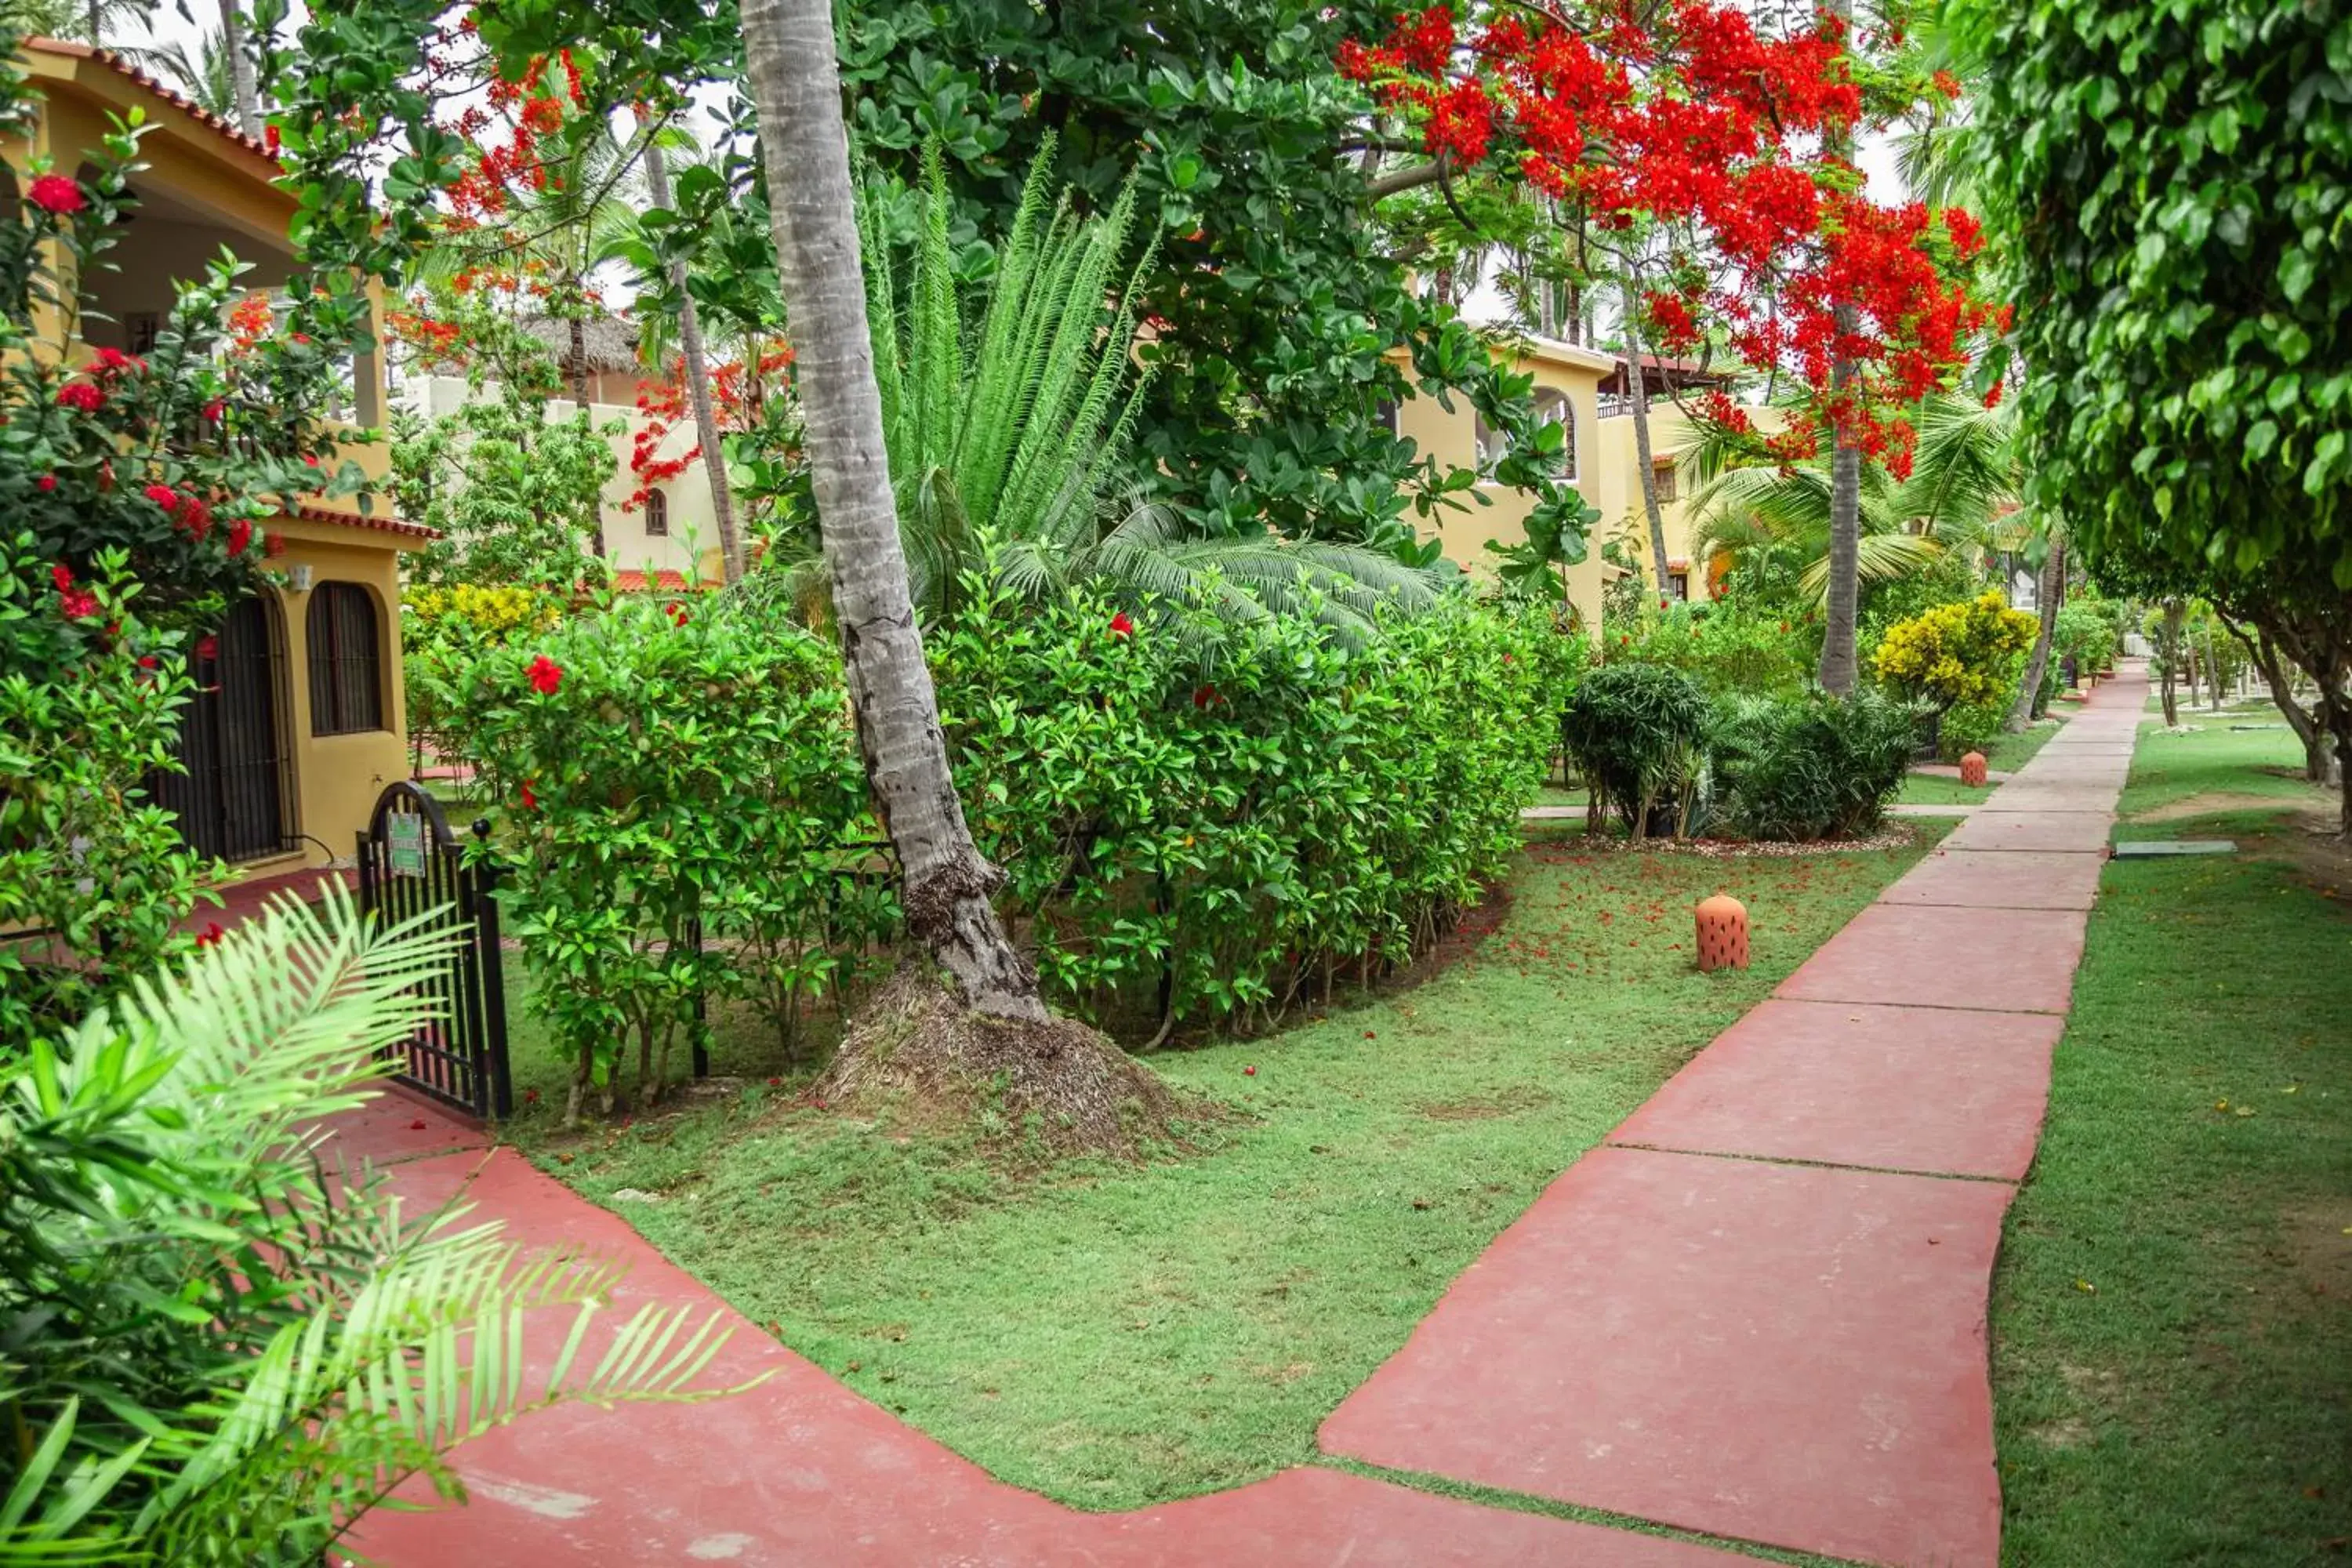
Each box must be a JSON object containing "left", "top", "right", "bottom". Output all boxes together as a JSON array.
[
  {"left": 526, "top": 654, "right": 564, "bottom": 694},
  {"left": 194, "top": 921, "right": 227, "bottom": 948},
  {"left": 56, "top": 381, "right": 102, "bottom": 414},
  {"left": 1109, "top": 612, "right": 1135, "bottom": 640},
  {"left": 27, "top": 174, "right": 84, "bottom": 215},
  {"left": 52, "top": 564, "right": 98, "bottom": 621},
  {"left": 1340, "top": 2, "right": 1996, "bottom": 466},
  {"left": 665, "top": 601, "right": 690, "bottom": 627}
]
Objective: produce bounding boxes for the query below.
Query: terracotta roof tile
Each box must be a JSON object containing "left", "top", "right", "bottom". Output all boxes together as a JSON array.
[
  {"left": 21, "top": 38, "right": 281, "bottom": 167},
  {"left": 612, "top": 568, "right": 691, "bottom": 592},
  {"left": 293, "top": 503, "right": 437, "bottom": 540}
]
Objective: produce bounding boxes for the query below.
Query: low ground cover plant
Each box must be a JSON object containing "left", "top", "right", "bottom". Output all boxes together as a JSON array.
[{"left": 1711, "top": 688, "right": 1917, "bottom": 841}]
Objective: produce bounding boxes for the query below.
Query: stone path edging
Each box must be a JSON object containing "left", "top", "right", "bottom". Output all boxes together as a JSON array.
[{"left": 339, "top": 666, "right": 2149, "bottom": 1567}]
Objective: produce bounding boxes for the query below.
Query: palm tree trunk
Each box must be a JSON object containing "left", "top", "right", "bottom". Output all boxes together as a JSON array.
[
  {"left": 739, "top": 0, "right": 1045, "bottom": 1021},
  {"left": 1815, "top": 0, "right": 1863, "bottom": 695},
  {"left": 568, "top": 311, "right": 604, "bottom": 557},
  {"left": 638, "top": 125, "right": 745, "bottom": 584},
  {"left": 221, "top": 0, "right": 261, "bottom": 138},
  {"left": 2008, "top": 539, "right": 2064, "bottom": 731},
  {"left": 1621, "top": 264, "right": 1671, "bottom": 604}
]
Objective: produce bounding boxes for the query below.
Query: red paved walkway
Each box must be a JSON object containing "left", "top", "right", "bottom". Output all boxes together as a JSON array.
[{"left": 338, "top": 669, "right": 2148, "bottom": 1567}]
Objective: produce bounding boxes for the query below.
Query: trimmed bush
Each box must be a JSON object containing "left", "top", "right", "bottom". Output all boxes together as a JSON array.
[
  {"left": 1603, "top": 601, "right": 1812, "bottom": 698},
  {"left": 1712, "top": 689, "right": 1918, "bottom": 841},
  {"left": 1873, "top": 590, "right": 2040, "bottom": 712},
  {"left": 1559, "top": 662, "right": 1712, "bottom": 839}
]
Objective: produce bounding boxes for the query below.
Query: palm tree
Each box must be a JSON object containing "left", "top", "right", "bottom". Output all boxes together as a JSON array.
[
  {"left": 1684, "top": 390, "right": 2021, "bottom": 601},
  {"left": 0, "top": 890, "right": 743, "bottom": 1559},
  {"left": 737, "top": 0, "right": 1044, "bottom": 1022},
  {"left": 144, "top": 30, "right": 237, "bottom": 122},
  {"left": 862, "top": 140, "right": 1441, "bottom": 647},
  {"left": 630, "top": 112, "right": 744, "bottom": 583}
]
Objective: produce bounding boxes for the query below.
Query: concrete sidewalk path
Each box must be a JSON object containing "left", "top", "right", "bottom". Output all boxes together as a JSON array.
[
  {"left": 340, "top": 668, "right": 2147, "bottom": 1567},
  {"left": 1321, "top": 664, "right": 2147, "bottom": 1567}
]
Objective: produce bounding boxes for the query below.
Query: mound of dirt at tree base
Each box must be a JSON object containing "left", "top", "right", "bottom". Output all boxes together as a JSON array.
[{"left": 815, "top": 967, "right": 1200, "bottom": 1157}]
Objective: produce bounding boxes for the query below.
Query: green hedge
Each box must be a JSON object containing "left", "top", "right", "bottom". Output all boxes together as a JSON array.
[{"left": 438, "top": 581, "right": 1577, "bottom": 1102}]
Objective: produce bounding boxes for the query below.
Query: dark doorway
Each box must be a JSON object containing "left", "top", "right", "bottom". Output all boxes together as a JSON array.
[{"left": 154, "top": 595, "right": 293, "bottom": 862}]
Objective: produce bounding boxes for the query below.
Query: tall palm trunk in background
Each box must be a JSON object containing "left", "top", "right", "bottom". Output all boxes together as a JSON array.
[
  {"left": 739, "top": 0, "right": 1045, "bottom": 1021},
  {"left": 221, "top": 0, "right": 260, "bottom": 138},
  {"left": 638, "top": 123, "right": 744, "bottom": 583},
  {"left": 1816, "top": 0, "right": 1863, "bottom": 695},
  {"left": 2008, "top": 538, "right": 2063, "bottom": 731},
  {"left": 567, "top": 311, "right": 604, "bottom": 557},
  {"left": 1621, "top": 266, "right": 1671, "bottom": 601}
]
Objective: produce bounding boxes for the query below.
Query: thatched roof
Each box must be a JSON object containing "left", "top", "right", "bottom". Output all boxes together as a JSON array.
[{"left": 517, "top": 313, "right": 640, "bottom": 377}]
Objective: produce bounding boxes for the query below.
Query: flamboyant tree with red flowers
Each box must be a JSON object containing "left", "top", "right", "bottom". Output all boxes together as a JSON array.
[{"left": 1341, "top": 0, "right": 1998, "bottom": 688}]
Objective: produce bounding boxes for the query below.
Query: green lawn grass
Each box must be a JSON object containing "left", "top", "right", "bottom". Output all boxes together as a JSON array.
[
  {"left": 1991, "top": 721, "right": 2352, "bottom": 1563},
  {"left": 1894, "top": 713, "right": 2072, "bottom": 806},
  {"left": 500, "top": 825, "right": 1943, "bottom": 1511}
]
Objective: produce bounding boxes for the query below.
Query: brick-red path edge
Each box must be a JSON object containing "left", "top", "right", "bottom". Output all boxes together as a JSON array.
[
  {"left": 341, "top": 668, "right": 2147, "bottom": 1567},
  {"left": 1322, "top": 663, "right": 2148, "bottom": 1568}
]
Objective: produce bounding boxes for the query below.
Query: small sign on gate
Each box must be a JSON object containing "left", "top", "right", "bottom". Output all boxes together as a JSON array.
[{"left": 386, "top": 811, "right": 426, "bottom": 879}]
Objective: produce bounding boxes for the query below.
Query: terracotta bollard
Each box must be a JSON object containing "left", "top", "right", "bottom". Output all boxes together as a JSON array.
[
  {"left": 1694, "top": 895, "right": 1749, "bottom": 972},
  {"left": 1958, "top": 750, "right": 1989, "bottom": 787}
]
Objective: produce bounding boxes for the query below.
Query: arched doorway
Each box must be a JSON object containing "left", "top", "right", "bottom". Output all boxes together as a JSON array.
[{"left": 154, "top": 594, "right": 293, "bottom": 863}]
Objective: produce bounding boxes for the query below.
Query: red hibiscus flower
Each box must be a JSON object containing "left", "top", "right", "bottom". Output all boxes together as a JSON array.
[
  {"left": 56, "top": 381, "right": 102, "bottom": 413},
  {"left": 226, "top": 518, "right": 252, "bottom": 557},
  {"left": 201, "top": 397, "right": 226, "bottom": 422},
  {"left": 665, "top": 601, "right": 689, "bottom": 626},
  {"left": 1192, "top": 683, "right": 1218, "bottom": 709},
  {"left": 28, "top": 174, "right": 84, "bottom": 215},
  {"left": 263, "top": 124, "right": 281, "bottom": 155},
  {"left": 1109, "top": 611, "right": 1134, "bottom": 639},
  {"left": 35, "top": 474, "right": 56, "bottom": 492},
  {"left": 143, "top": 482, "right": 180, "bottom": 512},
  {"left": 526, "top": 654, "right": 563, "bottom": 694},
  {"left": 519, "top": 779, "right": 538, "bottom": 809},
  {"left": 136, "top": 654, "right": 158, "bottom": 670},
  {"left": 194, "top": 634, "right": 218, "bottom": 662}
]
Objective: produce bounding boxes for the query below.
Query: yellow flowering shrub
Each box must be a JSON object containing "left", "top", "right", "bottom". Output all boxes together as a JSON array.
[
  {"left": 404, "top": 583, "right": 561, "bottom": 641},
  {"left": 1872, "top": 590, "right": 2039, "bottom": 710}
]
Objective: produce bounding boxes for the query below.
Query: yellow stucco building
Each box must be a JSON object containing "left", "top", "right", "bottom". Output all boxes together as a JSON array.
[
  {"left": 1398, "top": 336, "right": 1734, "bottom": 626},
  {"left": 12, "top": 41, "right": 425, "bottom": 880}
]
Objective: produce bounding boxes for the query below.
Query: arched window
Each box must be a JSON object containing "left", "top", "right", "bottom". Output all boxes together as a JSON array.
[
  {"left": 1532, "top": 388, "right": 1575, "bottom": 481},
  {"left": 644, "top": 488, "right": 670, "bottom": 537},
  {"left": 307, "top": 583, "right": 383, "bottom": 735}
]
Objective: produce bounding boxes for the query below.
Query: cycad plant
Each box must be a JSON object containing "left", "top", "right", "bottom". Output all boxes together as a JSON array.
[
  {"left": 858, "top": 139, "right": 1438, "bottom": 642},
  {"left": 0, "top": 889, "right": 746, "bottom": 1564}
]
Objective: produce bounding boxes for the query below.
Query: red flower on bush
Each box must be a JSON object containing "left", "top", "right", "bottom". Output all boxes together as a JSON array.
[
  {"left": 56, "top": 381, "right": 102, "bottom": 413},
  {"left": 143, "top": 482, "right": 180, "bottom": 513},
  {"left": 136, "top": 654, "right": 158, "bottom": 670},
  {"left": 35, "top": 474, "right": 56, "bottom": 492},
  {"left": 178, "top": 498, "right": 212, "bottom": 541},
  {"left": 526, "top": 654, "right": 564, "bottom": 694},
  {"left": 57, "top": 577, "right": 99, "bottom": 619},
  {"left": 519, "top": 779, "right": 538, "bottom": 809},
  {"left": 194, "top": 921, "right": 226, "bottom": 948},
  {"left": 50, "top": 564, "right": 73, "bottom": 592},
  {"left": 665, "top": 601, "right": 689, "bottom": 627},
  {"left": 263, "top": 531, "right": 285, "bottom": 558},
  {"left": 28, "top": 174, "right": 84, "bottom": 215},
  {"left": 1109, "top": 611, "right": 1134, "bottom": 639},
  {"left": 1192, "top": 683, "right": 1218, "bottom": 710},
  {"left": 194, "top": 634, "right": 218, "bottom": 662},
  {"left": 226, "top": 518, "right": 252, "bottom": 557},
  {"left": 201, "top": 397, "right": 226, "bottom": 422}
]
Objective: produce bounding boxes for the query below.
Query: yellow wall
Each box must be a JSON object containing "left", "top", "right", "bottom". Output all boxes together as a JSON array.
[
  {"left": 258, "top": 518, "right": 424, "bottom": 871},
  {"left": 1397, "top": 335, "right": 1618, "bottom": 631},
  {"left": 12, "top": 45, "right": 419, "bottom": 880}
]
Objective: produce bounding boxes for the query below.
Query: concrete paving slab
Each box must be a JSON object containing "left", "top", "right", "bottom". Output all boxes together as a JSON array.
[
  {"left": 1939, "top": 810, "right": 2115, "bottom": 854},
  {"left": 1608, "top": 999, "right": 2061, "bottom": 1178},
  {"left": 1320, "top": 1148, "right": 2011, "bottom": 1568},
  {"left": 1978, "top": 782, "right": 2128, "bottom": 813},
  {"left": 1877, "top": 848, "right": 2107, "bottom": 911},
  {"left": 2113, "top": 839, "right": 2238, "bottom": 858},
  {"left": 1774, "top": 902, "right": 2087, "bottom": 1013},
  {"left": 306, "top": 1083, "right": 488, "bottom": 1167}
]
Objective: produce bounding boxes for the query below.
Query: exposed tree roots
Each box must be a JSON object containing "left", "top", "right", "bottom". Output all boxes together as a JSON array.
[{"left": 815, "top": 967, "right": 1192, "bottom": 1158}]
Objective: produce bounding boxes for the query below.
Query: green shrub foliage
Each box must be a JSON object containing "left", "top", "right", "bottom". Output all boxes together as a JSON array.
[
  {"left": 1712, "top": 689, "right": 1917, "bottom": 842},
  {"left": 935, "top": 579, "right": 1576, "bottom": 1029},
  {"left": 1602, "top": 601, "right": 1813, "bottom": 698},
  {"left": 1559, "top": 662, "right": 1712, "bottom": 840},
  {"left": 435, "top": 592, "right": 890, "bottom": 1116},
  {"left": 434, "top": 581, "right": 1575, "bottom": 1094}
]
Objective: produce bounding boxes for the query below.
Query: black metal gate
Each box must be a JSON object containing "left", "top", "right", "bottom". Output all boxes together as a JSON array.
[
  {"left": 153, "top": 595, "right": 295, "bottom": 862},
  {"left": 355, "top": 782, "right": 513, "bottom": 1120}
]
